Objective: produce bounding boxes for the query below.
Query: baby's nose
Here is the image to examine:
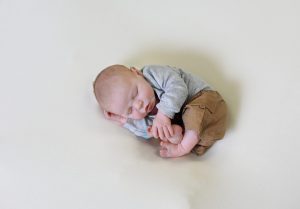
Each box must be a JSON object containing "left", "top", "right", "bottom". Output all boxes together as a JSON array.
[{"left": 134, "top": 100, "right": 144, "bottom": 110}]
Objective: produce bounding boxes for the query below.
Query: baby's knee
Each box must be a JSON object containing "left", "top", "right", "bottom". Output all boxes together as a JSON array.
[
  {"left": 166, "top": 124, "right": 183, "bottom": 144},
  {"left": 172, "top": 124, "right": 183, "bottom": 135}
]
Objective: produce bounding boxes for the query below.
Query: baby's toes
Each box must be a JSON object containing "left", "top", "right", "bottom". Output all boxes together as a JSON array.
[{"left": 160, "top": 141, "right": 168, "bottom": 148}]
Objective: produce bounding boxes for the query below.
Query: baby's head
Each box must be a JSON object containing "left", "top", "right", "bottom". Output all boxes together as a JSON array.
[{"left": 93, "top": 65, "right": 156, "bottom": 121}]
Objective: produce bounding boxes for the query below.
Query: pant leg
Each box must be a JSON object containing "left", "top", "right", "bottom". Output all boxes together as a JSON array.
[{"left": 182, "top": 91, "right": 227, "bottom": 156}]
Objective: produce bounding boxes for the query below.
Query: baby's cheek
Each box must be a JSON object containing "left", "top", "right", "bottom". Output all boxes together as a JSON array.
[{"left": 131, "top": 112, "right": 142, "bottom": 120}]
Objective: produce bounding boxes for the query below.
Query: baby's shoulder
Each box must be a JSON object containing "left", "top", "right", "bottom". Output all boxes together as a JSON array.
[{"left": 142, "top": 65, "right": 180, "bottom": 77}]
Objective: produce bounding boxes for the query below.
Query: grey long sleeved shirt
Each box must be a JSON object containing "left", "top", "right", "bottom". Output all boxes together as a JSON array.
[{"left": 123, "top": 65, "right": 211, "bottom": 139}]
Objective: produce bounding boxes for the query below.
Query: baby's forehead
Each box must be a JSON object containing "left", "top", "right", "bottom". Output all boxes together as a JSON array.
[
  {"left": 103, "top": 76, "right": 133, "bottom": 98},
  {"left": 95, "top": 70, "right": 131, "bottom": 89},
  {"left": 112, "top": 78, "right": 133, "bottom": 92},
  {"left": 112, "top": 73, "right": 134, "bottom": 88},
  {"left": 105, "top": 84, "right": 133, "bottom": 114},
  {"left": 94, "top": 68, "right": 137, "bottom": 108}
]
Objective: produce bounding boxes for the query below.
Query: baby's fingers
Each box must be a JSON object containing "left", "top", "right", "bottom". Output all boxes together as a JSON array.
[
  {"left": 152, "top": 126, "right": 159, "bottom": 138},
  {"left": 167, "top": 125, "right": 174, "bottom": 136},
  {"left": 163, "top": 126, "right": 171, "bottom": 138},
  {"left": 158, "top": 127, "right": 165, "bottom": 139}
]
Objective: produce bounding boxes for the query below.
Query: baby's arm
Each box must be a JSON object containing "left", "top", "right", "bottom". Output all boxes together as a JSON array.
[
  {"left": 159, "top": 130, "right": 199, "bottom": 158},
  {"left": 143, "top": 66, "right": 189, "bottom": 138}
]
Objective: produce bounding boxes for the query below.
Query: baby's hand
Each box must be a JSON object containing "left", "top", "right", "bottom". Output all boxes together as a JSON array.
[
  {"left": 151, "top": 111, "right": 174, "bottom": 139},
  {"left": 147, "top": 126, "right": 167, "bottom": 141}
]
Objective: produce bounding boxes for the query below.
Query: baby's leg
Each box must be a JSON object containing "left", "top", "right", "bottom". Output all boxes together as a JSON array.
[
  {"left": 164, "top": 124, "right": 183, "bottom": 144},
  {"left": 160, "top": 130, "right": 199, "bottom": 158}
]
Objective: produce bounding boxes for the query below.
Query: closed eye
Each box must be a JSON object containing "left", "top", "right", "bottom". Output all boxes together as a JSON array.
[
  {"left": 128, "top": 87, "right": 138, "bottom": 115},
  {"left": 133, "top": 87, "right": 138, "bottom": 98}
]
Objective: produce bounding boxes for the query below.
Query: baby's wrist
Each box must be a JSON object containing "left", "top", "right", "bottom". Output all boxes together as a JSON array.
[{"left": 156, "top": 110, "right": 170, "bottom": 120}]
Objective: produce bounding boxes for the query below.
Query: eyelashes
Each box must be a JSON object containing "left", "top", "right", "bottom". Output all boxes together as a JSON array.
[
  {"left": 128, "top": 87, "right": 138, "bottom": 115},
  {"left": 133, "top": 87, "right": 138, "bottom": 99}
]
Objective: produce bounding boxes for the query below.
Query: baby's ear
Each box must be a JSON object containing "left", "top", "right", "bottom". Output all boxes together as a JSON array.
[
  {"left": 130, "top": 67, "right": 143, "bottom": 76},
  {"left": 103, "top": 110, "right": 127, "bottom": 126}
]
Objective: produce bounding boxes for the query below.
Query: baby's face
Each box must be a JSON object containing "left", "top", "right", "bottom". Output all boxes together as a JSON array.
[{"left": 107, "top": 68, "right": 156, "bottom": 120}]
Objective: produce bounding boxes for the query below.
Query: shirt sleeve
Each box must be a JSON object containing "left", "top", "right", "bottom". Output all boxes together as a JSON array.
[
  {"left": 123, "top": 124, "right": 151, "bottom": 139},
  {"left": 122, "top": 117, "right": 154, "bottom": 140},
  {"left": 143, "top": 65, "right": 188, "bottom": 119}
]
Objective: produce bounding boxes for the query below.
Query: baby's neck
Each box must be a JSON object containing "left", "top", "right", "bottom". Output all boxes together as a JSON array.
[{"left": 148, "top": 105, "right": 158, "bottom": 115}]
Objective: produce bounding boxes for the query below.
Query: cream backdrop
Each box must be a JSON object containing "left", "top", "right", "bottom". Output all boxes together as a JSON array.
[{"left": 0, "top": 0, "right": 299, "bottom": 209}]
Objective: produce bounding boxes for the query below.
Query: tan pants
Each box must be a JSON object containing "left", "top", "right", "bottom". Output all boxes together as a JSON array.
[{"left": 181, "top": 90, "right": 227, "bottom": 156}]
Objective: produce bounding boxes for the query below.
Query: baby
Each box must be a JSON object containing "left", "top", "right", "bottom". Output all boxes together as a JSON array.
[{"left": 93, "top": 65, "right": 227, "bottom": 158}]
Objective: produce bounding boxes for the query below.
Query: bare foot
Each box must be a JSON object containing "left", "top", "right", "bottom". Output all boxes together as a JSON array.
[
  {"left": 160, "top": 141, "right": 186, "bottom": 158},
  {"left": 159, "top": 130, "right": 199, "bottom": 158}
]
